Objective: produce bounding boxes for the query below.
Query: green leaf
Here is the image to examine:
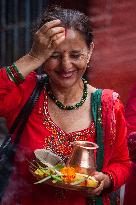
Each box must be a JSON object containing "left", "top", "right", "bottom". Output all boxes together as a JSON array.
[
  {"left": 70, "top": 177, "right": 87, "bottom": 185},
  {"left": 51, "top": 175, "right": 63, "bottom": 182},
  {"left": 34, "top": 175, "right": 51, "bottom": 184},
  {"left": 54, "top": 164, "right": 64, "bottom": 170}
]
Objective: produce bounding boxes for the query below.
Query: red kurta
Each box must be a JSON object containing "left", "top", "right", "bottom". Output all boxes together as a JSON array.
[{"left": 0, "top": 68, "right": 130, "bottom": 205}]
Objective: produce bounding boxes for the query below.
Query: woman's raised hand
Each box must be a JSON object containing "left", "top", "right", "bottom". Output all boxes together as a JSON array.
[
  {"left": 14, "top": 20, "right": 65, "bottom": 77},
  {"left": 29, "top": 19, "right": 65, "bottom": 65}
]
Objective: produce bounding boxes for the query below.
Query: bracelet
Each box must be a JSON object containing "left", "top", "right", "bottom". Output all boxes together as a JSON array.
[
  {"left": 6, "top": 66, "right": 18, "bottom": 84},
  {"left": 103, "top": 172, "right": 114, "bottom": 187},
  {"left": 6, "top": 64, "right": 25, "bottom": 84},
  {"left": 10, "top": 65, "right": 24, "bottom": 84},
  {"left": 12, "top": 63, "right": 25, "bottom": 81}
]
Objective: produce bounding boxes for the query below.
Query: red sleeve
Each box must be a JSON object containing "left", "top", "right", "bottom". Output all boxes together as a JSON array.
[
  {"left": 125, "top": 83, "right": 136, "bottom": 135},
  {"left": 0, "top": 68, "right": 36, "bottom": 126},
  {"left": 103, "top": 99, "right": 130, "bottom": 191}
]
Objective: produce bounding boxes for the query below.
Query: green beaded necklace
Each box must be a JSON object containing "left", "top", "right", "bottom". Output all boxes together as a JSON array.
[{"left": 46, "top": 79, "right": 88, "bottom": 110}]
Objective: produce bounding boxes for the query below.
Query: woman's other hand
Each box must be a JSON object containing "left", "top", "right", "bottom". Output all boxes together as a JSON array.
[
  {"left": 82, "top": 171, "right": 112, "bottom": 197},
  {"left": 29, "top": 19, "right": 65, "bottom": 65}
]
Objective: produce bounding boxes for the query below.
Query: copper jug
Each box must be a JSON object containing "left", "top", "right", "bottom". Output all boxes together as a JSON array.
[{"left": 66, "top": 141, "right": 98, "bottom": 176}]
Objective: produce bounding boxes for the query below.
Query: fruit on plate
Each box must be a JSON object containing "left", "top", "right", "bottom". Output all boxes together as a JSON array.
[
  {"left": 32, "top": 164, "right": 98, "bottom": 188},
  {"left": 72, "top": 173, "right": 98, "bottom": 188},
  {"left": 86, "top": 176, "right": 98, "bottom": 187}
]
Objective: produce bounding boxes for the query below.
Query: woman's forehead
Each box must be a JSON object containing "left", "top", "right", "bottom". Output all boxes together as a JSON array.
[
  {"left": 65, "top": 29, "right": 83, "bottom": 40},
  {"left": 65, "top": 29, "right": 78, "bottom": 38},
  {"left": 55, "top": 29, "right": 88, "bottom": 52}
]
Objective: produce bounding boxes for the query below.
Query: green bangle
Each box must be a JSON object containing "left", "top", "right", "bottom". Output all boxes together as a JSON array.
[
  {"left": 6, "top": 66, "right": 18, "bottom": 84},
  {"left": 12, "top": 63, "right": 25, "bottom": 80}
]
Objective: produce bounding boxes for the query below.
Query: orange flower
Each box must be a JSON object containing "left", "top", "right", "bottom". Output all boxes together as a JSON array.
[{"left": 60, "top": 167, "right": 76, "bottom": 183}]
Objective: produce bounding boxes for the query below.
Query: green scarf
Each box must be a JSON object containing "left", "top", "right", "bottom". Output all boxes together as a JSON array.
[{"left": 87, "top": 89, "right": 103, "bottom": 205}]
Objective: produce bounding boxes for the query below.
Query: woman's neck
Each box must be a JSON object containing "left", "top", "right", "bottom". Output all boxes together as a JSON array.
[{"left": 48, "top": 79, "right": 84, "bottom": 106}]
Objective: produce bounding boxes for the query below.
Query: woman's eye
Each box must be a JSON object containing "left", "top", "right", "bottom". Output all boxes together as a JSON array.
[
  {"left": 70, "top": 54, "right": 81, "bottom": 59},
  {"left": 50, "top": 53, "right": 61, "bottom": 59}
]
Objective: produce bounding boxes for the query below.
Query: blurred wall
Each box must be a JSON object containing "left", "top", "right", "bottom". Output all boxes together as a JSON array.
[
  {"left": 49, "top": 0, "right": 136, "bottom": 103},
  {"left": 88, "top": 0, "right": 136, "bottom": 103},
  {"left": 0, "top": 0, "right": 49, "bottom": 66}
]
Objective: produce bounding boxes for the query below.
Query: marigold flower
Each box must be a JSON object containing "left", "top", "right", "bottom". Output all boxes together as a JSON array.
[{"left": 60, "top": 167, "right": 76, "bottom": 183}]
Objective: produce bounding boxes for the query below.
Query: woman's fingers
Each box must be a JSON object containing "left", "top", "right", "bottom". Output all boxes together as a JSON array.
[
  {"left": 34, "top": 19, "right": 65, "bottom": 48},
  {"left": 46, "top": 26, "right": 65, "bottom": 39},
  {"left": 81, "top": 172, "right": 110, "bottom": 197},
  {"left": 38, "top": 19, "right": 65, "bottom": 40},
  {"left": 91, "top": 181, "right": 104, "bottom": 196},
  {"left": 39, "top": 19, "right": 61, "bottom": 33},
  {"left": 82, "top": 180, "right": 104, "bottom": 197},
  {"left": 48, "top": 32, "right": 65, "bottom": 48},
  {"left": 52, "top": 32, "right": 65, "bottom": 41}
]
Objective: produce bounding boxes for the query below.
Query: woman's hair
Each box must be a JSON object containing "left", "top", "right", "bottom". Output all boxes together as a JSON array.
[{"left": 34, "top": 5, "right": 93, "bottom": 48}]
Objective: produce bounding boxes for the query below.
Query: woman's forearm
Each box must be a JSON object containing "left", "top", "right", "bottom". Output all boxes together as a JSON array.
[{"left": 15, "top": 53, "right": 43, "bottom": 78}]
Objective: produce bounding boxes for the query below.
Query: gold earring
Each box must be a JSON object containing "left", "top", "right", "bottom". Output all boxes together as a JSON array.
[
  {"left": 87, "top": 62, "right": 93, "bottom": 71},
  {"left": 87, "top": 63, "right": 90, "bottom": 68}
]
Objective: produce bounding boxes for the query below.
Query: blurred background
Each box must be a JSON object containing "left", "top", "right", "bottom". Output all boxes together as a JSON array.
[
  {"left": 0, "top": 0, "right": 136, "bottom": 104},
  {"left": 0, "top": 1, "right": 134, "bottom": 201}
]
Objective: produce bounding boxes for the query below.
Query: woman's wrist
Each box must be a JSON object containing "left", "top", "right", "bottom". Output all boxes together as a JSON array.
[
  {"left": 103, "top": 172, "right": 113, "bottom": 189},
  {"left": 15, "top": 53, "right": 43, "bottom": 78}
]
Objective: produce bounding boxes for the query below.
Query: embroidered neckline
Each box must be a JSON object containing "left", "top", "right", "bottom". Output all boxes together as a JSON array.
[{"left": 41, "top": 88, "right": 95, "bottom": 161}]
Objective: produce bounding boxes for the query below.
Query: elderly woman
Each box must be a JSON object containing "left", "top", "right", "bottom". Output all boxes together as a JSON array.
[{"left": 0, "top": 6, "right": 130, "bottom": 205}]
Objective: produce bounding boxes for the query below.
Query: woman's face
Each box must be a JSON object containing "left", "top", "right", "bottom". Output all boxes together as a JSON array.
[{"left": 43, "top": 29, "right": 93, "bottom": 89}]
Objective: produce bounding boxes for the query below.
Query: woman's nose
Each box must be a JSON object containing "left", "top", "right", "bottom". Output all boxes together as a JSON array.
[{"left": 61, "top": 56, "right": 72, "bottom": 70}]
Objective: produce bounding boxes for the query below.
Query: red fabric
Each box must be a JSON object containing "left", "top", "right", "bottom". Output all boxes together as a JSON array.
[
  {"left": 123, "top": 163, "right": 136, "bottom": 205},
  {"left": 102, "top": 90, "right": 130, "bottom": 190},
  {"left": 123, "top": 84, "right": 136, "bottom": 205},
  {"left": 101, "top": 90, "right": 130, "bottom": 205},
  {"left": 0, "top": 68, "right": 130, "bottom": 205},
  {"left": 125, "top": 83, "right": 136, "bottom": 135}
]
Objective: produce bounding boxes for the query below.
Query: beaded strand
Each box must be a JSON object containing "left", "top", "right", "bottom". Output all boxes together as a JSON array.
[{"left": 46, "top": 78, "right": 88, "bottom": 110}]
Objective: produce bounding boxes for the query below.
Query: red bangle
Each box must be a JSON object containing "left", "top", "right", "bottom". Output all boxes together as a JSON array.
[{"left": 8, "top": 64, "right": 25, "bottom": 84}]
